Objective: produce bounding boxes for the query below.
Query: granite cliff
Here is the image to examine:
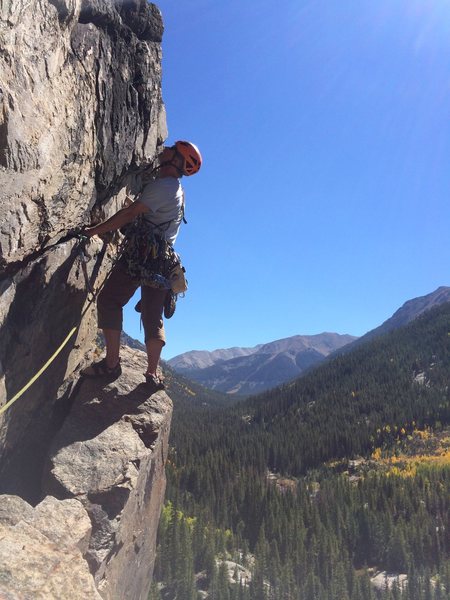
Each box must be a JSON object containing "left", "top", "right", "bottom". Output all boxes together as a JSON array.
[{"left": 0, "top": 1, "right": 171, "bottom": 597}]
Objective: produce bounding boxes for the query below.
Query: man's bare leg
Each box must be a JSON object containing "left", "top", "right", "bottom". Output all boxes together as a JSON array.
[
  {"left": 145, "top": 338, "right": 164, "bottom": 376},
  {"left": 103, "top": 328, "right": 121, "bottom": 368}
]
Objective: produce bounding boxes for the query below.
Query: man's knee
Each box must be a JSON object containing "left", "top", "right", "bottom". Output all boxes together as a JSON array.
[
  {"left": 141, "top": 288, "right": 167, "bottom": 344},
  {"left": 143, "top": 322, "right": 166, "bottom": 345},
  {"left": 97, "top": 288, "right": 124, "bottom": 331}
]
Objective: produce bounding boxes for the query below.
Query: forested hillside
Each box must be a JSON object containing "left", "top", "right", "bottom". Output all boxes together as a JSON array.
[
  {"left": 162, "top": 361, "right": 233, "bottom": 409},
  {"left": 151, "top": 302, "right": 450, "bottom": 599}
]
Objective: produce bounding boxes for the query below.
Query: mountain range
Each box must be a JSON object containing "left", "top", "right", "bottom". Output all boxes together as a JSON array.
[
  {"left": 168, "top": 333, "right": 357, "bottom": 395},
  {"left": 168, "top": 286, "right": 450, "bottom": 395}
]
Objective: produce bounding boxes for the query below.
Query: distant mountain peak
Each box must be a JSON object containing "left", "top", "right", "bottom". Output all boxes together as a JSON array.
[
  {"left": 356, "top": 286, "right": 450, "bottom": 344},
  {"left": 168, "top": 332, "right": 357, "bottom": 395},
  {"left": 167, "top": 287, "right": 450, "bottom": 396}
]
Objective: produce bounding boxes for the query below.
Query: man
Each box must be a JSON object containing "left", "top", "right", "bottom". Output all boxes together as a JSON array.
[{"left": 81, "top": 140, "right": 202, "bottom": 392}]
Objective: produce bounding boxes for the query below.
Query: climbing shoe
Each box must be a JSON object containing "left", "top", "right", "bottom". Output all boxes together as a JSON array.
[
  {"left": 164, "top": 291, "right": 177, "bottom": 319},
  {"left": 145, "top": 374, "right": 165, "bottom": 393},
  {"left": 136, "top": 294, "right": 176, "bottom": 319},
  {"left": 81, "top": 358, "right": 122, "bottom": 380}
]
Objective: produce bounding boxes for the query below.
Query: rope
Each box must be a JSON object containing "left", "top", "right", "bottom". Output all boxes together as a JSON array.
[
  {"left": 0, "top": 235, "right": 123, "bottom": 417},
  {"left": 0, "top": 327, "right": 78, "bottom": 416}
]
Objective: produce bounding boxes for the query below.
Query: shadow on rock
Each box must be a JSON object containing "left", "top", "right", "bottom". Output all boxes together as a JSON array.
[{"left": 49, "top": 378, "right": 163, "bottom": 452}]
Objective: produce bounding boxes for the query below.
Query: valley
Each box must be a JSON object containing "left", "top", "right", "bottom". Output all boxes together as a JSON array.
[{"left": 151, "top": 300, "right": 450, "bottom": 599}]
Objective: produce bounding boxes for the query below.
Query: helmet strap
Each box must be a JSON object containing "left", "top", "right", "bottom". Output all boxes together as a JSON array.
[
  {"left": 160, "top": 147, "right": 185, "bottom": 176},
  {"left": 151, "top": 160, "right": 183, "bottom": 177}
]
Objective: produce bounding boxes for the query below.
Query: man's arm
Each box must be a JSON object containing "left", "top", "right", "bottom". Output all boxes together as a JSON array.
[{"left": 84, "top": 200, "right": 149, "bottom": 238}]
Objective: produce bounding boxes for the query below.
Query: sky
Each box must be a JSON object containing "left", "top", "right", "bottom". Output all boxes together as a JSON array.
[{"left": 124, "top": 0, "right": 450, "bottom": 359}]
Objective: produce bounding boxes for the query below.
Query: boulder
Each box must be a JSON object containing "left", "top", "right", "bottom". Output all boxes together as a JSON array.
[{"left": 0, "top": 494, "right": 100, "bottom": 599}]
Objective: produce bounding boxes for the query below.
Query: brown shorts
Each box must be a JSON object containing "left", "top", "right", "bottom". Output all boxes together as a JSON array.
[{"left": 97, "top": 259, "right": 168, "bottom": 344}]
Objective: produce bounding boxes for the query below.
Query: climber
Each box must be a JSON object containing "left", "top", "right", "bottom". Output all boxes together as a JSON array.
[{"left": 80, "top": 141, "right": 202, "bottom": 392}]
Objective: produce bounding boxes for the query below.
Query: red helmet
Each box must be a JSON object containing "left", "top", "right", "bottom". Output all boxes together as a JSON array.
[{"left": 175, "top": 140, "right": 202, "bottom": 176}]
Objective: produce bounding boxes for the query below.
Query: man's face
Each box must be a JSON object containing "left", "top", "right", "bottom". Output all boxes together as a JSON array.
[
  {"left": 159, "top": 145, "right": 183, "bottom": 171},
  {"left": 159, "top": 145, "right": 175, "bottom": 161}
]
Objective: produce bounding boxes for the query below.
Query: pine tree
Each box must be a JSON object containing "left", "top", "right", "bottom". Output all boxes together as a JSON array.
[
  {"left": 204, "top": 526, "right": 218, "bottom": 584},
  {"left": 217, "top": 561, "right": 231, "bottom": 600},
  {"left": 386, "top": 529, "right": 410, "bottom": 573},
  {"left": 359, "top": 570, "right": 375, "bottom": 600},
  {"left": 175, "top": 517, "right": 196, "bottom": 600},
  {"left": 147, "top": 582, "right": 161, "bottom": 600}
]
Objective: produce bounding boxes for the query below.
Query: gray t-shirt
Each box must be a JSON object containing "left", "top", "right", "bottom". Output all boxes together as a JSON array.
[{"left": 138, "top": 176, "right": 184, "bottom": 245}]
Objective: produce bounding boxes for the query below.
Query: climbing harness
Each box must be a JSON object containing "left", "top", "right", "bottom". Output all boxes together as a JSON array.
[
  {"left": 121, "top": 213, "right": 188, "bottom": 294},
  {"left": 121, "top": 217, "right": 181, "bottom": 289}
]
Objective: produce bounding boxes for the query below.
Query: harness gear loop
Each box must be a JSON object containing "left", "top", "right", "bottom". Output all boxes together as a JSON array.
[{"left": 120, "top": 214, "right": 186, "bottom": 291}]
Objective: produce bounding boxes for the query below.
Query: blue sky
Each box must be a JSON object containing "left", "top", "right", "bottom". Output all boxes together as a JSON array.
[{"left": 124, "top": 0, "right": 450, "bottom": 359}]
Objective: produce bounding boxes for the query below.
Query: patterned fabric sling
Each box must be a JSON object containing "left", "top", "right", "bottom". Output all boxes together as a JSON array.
[{"left": 121, "top": 216, "right": 186, "bottom": 291}]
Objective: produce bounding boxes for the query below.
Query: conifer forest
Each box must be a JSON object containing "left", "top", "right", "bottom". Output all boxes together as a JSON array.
[{"left": 151, "top": 303, "right": 450, "bottom": 599}]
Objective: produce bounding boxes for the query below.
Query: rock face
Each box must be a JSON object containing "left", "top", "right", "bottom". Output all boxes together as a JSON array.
[
  {"left": 0, "top": 347, "right": 172, "bottom": 599},
  {"left": 0, "top": 0, "right": 166, "bottom": 268},
  {"left": 0, "top": 2, "right": 171, "bottom": 597},
  {"left": 0, "top": 0, "right": 166, "bottom": 488},
  {"left": 168, "top": 333, "right": 357, "bottom": 395},
  {"left": 0, "top": 495, "right": 101, "bottom": 599},
  {"left": 45, "top": 346, "right": 172, "bottom": 599}
]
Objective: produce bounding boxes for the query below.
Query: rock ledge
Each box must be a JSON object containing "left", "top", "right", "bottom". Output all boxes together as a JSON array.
[{"left": 0, "top": 347, "right": 172, "bottom": 600}]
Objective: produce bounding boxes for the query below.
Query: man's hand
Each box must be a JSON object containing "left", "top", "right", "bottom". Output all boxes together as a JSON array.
[
  {"left": 82, "top": 201, "right": 148, "bottom": 239},
  {"left": 83, "top": 225, "right": 99, "bottom": 238}
]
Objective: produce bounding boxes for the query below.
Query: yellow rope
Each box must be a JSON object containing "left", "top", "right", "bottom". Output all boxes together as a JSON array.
[
  {"left": 0, "top": 238, "right": 121, "bottom": 418},
  {"left": 0, "top": 326, "right": 78, "bottom": 417}
]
